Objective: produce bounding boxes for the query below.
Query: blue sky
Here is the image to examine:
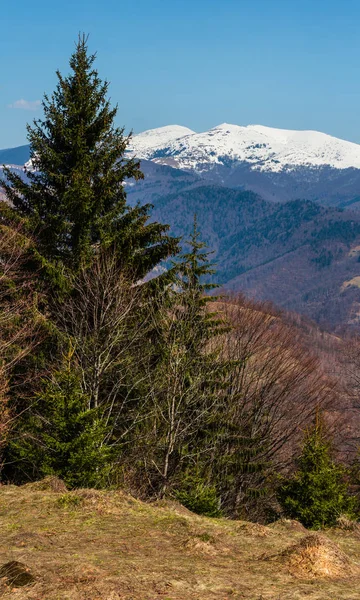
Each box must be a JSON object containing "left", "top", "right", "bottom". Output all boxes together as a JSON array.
[{"left": 2, "top": 0, "right": 360, "bottom": 147}]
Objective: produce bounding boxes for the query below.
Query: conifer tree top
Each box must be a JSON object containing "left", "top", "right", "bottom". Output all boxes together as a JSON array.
[
  {"left": 1, "top": 35, "right": 178, "bottom": 276},
  {"left": 176, "top": 214, "right": 218, "bottom": 296}
]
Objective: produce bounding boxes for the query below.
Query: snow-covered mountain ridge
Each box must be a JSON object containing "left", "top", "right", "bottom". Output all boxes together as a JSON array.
[
  {"left": 128, "top": 123, "right": 360, "bottom": 174},
  {"left": 3, "top": 123, "right": 360, "bottom": 208}
]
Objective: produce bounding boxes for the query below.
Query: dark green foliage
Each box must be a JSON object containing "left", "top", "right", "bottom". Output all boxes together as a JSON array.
[
  {"left": 1, "top": 35, "right": 177, "bottom": 276},
  {"left": 7, "top": 351, "right": 113, "bottom": 489},
  {"left": 173, "top": 213, "right": 227, "bottom": 348},
  {"left": 278, "top": 415, "right": 357, "bottom": 529},
  {"left": 56, "top": 493, "right": 83, "bottom": 508},
  {"left": 214, "top": 421, "right": 271, "bottom": 519},
  {"left": 312, "top": 249, "right": 334, "bottom": 268},
  {"left": 175, "top": 473, "right": 222, "bottom": 518}
]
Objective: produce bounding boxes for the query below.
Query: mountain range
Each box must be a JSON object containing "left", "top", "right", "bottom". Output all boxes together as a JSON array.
[
  {"left": 5, "top": 123, "right": 360, "bottom": 206},
  {"left": 2, "top": 123, "right": 360, "bottom": 329},
  {"left": 126, "top": 124, "right": 360, "bottom": 208}
]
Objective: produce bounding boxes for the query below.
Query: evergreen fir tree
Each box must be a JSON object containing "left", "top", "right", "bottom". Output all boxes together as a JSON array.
[
  {"left": 174, "top": 214, "right": 226, "bottom": 349},
  {"left": 0, "top": 37, "right": 178, "bottom": 486},
  {"left": 1, "top": 35, "right": 178, "bottom": 275},
  {"left": 142, "top": 217, "right": 229, "bottom": 500},
  {"left": 7, "top": 345, "right": 113, "bottom": 488},
  {"left": 215, "top": 418, "right": 272, "bottom": 520},
  {"left": 278, "top": 413, "right": 357, "bottom": 529},
  {"left": 173, "top": 224, "right": 271, "bottom": 518}
]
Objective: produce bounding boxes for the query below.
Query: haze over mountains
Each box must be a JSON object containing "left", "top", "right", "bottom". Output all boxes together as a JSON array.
[{"left": 2, "top": 123, "right": 360, "bottom": 329}]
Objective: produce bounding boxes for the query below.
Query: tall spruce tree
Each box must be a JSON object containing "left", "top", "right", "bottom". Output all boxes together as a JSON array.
[
  {"left": 0, "top": 36, "right": 178, "bottom": 487},
  {"left": 1, "top": 35, "right": 177, "bottom": 275},
  {"left": 174, "top": 228, "right": 273, "bottom": 519}
]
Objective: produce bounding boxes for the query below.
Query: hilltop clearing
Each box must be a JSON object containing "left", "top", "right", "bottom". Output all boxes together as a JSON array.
[{"left": 1, "top": 479, "right": 360, "bottom": 599}]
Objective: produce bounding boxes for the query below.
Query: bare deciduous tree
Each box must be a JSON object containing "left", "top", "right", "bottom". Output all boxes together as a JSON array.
[
  {"left": 0, "top": 219, "right": 40, "bottom": 459},
  {"left": 214, "top": 295, "right": 338, "bottom": 518},
  {"left": 57, "top": 251, "right": 152, "bottom": 443}
]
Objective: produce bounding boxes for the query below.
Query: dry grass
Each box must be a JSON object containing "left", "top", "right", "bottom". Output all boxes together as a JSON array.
[
  {"left": 269, "top": 518, "right": 307, "bottom": 533},
  {"left": 1, "top": 482, "right": 360, "bottom": 599},
  {"left": 336, "top": 515, "right": 360, "bottom": 535},
  {"left": 22, "top": 475, "right": 68, "bottom": 493},
  {"left": 281, "top": 533, "right": 357, "bottom": 579}
]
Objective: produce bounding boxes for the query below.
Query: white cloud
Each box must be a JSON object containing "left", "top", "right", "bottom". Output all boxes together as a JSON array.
[{"left": 8, "top": 99, "right": 41, "bottom": 111}]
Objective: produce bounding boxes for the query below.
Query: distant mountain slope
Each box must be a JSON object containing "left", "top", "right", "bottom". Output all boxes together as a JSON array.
[
  {"left": 128, "top": 159, "right": 360, "bottom": 208},
  {"left": 137, "top": 185, "right": 360, "bottom": 329},
  {"left": 125, "top": 159, "right": 202, "bottom": 204},
  {"left": 0, "top": 145, "right": 30, "bottom": 166}
]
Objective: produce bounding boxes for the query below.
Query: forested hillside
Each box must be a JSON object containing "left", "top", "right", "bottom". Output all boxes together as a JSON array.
[{"left": 136, "top": 184, "right": 360, "bottom": 329}]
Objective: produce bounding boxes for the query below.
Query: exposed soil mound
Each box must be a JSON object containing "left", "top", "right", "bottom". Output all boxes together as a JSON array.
[
  {"left": 23, "top": 476, "right": 67, "bottom": 493},
  {"left": 0, "top": 561, "right": 35, "bottom": 587},
  {"left": 283, "top": 533, "right": 354, "bottom": 579}
]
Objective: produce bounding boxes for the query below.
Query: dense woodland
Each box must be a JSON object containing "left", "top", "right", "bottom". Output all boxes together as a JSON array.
[{"left": 1, "top": 37, "right": 360, "bottom": 528}]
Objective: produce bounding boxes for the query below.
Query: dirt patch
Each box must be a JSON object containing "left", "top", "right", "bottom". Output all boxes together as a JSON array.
[
  {"left": 0, "top": 561, "right": 35, "bottom": 587},
  {"left": 282, "top": 533, "right": 355, "bottom": 579}
]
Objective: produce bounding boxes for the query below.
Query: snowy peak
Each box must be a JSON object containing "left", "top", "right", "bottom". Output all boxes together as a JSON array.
[
  {"left": 129, "top": 123, "right": 360, "bottom": 173},
  {"left": 129, "top": 125, "right": 195, "bottom": 156},
  {"left": 134, "top": 124, "right": 195, "bottom": 139}
]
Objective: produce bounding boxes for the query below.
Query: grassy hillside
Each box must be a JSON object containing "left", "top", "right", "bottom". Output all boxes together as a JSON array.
[{"left": 1, "top": 479, "right": 360, "bottom": 599}]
